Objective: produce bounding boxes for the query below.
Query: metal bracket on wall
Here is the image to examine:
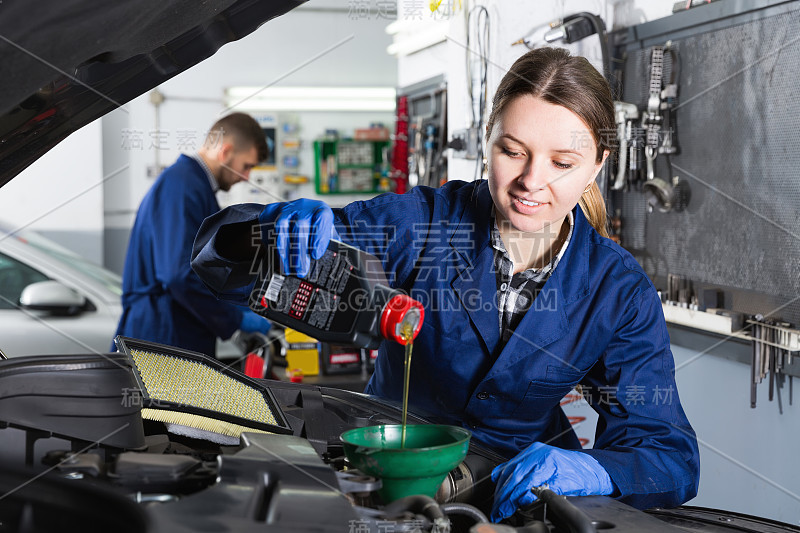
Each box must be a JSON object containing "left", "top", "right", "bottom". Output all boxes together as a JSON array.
[
  {"left": 663, "top": 304, "right": 800, "bottom": 348},
  {"left": 663, "top": 304, "right": 800, "bottom": 386}
]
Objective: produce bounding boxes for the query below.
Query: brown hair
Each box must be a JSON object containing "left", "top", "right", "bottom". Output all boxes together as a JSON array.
[
  {"left": 486, "top": 47, "right": 615, "bottom": 237},
  {"left": 205, "top": 112, "right": 269, "bottom": 162}
]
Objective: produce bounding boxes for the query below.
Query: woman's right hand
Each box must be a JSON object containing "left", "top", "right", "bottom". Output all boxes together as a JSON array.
[{"left": 258, "top": 199, "right": 340, "bottom": 278}]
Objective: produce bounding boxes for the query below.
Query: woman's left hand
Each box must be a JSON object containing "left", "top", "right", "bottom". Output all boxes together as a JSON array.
[{"left": 490, "top": 441, "right": 615, "bottom": 522}]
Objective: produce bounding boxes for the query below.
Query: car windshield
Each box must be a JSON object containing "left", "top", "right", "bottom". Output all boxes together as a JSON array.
[{"left": 8, "top": 227, "right": 122, "bottom": 296}]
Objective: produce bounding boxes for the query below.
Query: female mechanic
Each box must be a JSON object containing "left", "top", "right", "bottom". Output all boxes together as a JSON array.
[{"left": 191, "top": 47, "right": 699, "bottom": 520}]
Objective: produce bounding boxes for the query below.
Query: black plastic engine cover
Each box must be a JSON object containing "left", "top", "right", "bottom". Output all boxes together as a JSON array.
[
  {"left": 0, "top": 464, "right": 150, "bottom": 533},
  {"left": 0, "top": 353, "right": 146, "bottom": 449},
  {"left": 148, "top": 433, "right": 359, "bottom": 532}
]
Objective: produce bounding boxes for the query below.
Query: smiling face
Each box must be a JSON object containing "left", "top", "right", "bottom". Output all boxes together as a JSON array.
[{"left": 487, "top": 95, "right": 608, "bottom": 242}]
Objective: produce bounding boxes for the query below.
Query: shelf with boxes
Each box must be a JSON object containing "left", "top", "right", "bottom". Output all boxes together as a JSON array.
[
  {"left": 282, "top": 328, "right": 377, "bottom": 381},
  {"left": 314, "top": 138, "right": 391, "bottom": 195}
]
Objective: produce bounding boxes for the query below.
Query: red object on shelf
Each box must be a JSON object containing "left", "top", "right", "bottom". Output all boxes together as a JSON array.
[
  {"left": 243, "top": 352, "right": 266, "bottom": 379},
  {"left": 355, "top": 127, "right": 390, "bottom": 141}
]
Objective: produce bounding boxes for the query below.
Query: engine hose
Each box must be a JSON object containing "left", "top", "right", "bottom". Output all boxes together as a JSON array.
[
  {"left": 440, "top": 502, "right": 488, "bottom": 525},
  {"left": 384, "top": 495, "right": 449, "bottom": 531},
  {"left": 531, "top": 487, "right": 596, "bottom": 533},
  {"left": 517, "top": 522, "right": 550, "bottom": 533}
]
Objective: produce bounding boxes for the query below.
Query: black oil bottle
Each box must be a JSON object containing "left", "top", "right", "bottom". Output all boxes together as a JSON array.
[{"left": 249, "top": 240, "right": 423, "bottom": 349}]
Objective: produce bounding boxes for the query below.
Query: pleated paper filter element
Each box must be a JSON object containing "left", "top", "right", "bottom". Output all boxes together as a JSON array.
[{"left": 115, "top": 336, "right": 292, "bottom": 438}]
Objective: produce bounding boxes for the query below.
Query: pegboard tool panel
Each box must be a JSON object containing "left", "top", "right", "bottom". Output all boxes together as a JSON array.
[{"left": 612, "top": 0, "right": 800, "bottom": 325}]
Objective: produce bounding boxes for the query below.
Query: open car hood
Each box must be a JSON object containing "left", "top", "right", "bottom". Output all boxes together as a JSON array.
[{"left": 0, "top": 0, "right": 306, "bottom": 188}]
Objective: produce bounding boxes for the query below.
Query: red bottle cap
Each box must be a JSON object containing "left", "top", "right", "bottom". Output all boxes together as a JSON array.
[{"left": 380, "top": 294, "right": 424, "bottom": 345}]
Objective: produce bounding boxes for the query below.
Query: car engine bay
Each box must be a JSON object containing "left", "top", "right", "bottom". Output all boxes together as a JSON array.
[{"left": 0, "top": 350, "right": 796, "bottom": 533}]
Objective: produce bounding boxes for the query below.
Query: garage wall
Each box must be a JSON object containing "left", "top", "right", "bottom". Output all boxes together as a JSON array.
[
  {"left": 393, "top": 0, "right": 672, "bottom": 182},
  {"left": 564, "top": 331, "right": 800, "bottom": 524},
  {"left": 102, "top": 1, "right": 397, "bottom": 274},
  {"left": 671, "top": 335, "right": 800, "bottom": 524},
  {"left": 0, "top": 122, "right": 105, "bottom": 265},
  {"left": 394, "top": 0, "right": 800, "bottom": 525}
]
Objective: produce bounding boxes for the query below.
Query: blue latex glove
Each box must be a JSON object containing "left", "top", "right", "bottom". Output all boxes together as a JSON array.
[
  {"left": 239, "top": 310, "right": 272, "bottom": 334},
  {"left": 490, "top": 442, "right": 614, "bottom": 522},
  {"left": 258, "top": 199, "right": 340, "bottom": 278}
]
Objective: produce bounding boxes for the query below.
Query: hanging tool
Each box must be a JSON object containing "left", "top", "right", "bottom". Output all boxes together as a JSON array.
[
  {"left": 748, "top": 317, "right": 800, "bottom": 412},
  {"left": 641, "top": 42, "right": 690, "bottom": 213},
  {"left": 750, "top": 318, "right": 758, "bottom": 408},
  {"left": 408, "top": 117, "right": 424, "bottom": 188},
  {"left": 511, "top": 20, "right": 556, "bottom": 49},
  {"left": 612, "top": 101, "right": 638, "bottom": 190},
  {"left": 513, "top": 12, "right": 610, "bottom": 81},
  {"left": 546, "top": 13, "right": 610, "bottom": 81},
  {"left": 768, "top": 319, "right": 776, "bottom": 403},
  {"left": 424, "top": 123, "right": 437, "bottom": 187},
  {"left": 642, "top": 45, "right": 673, "bottom": 211},
  {"left": 628, "top": 121, "right": 644, "bottom": 187},
  {"left": 751, "top": 314, "right": 764, "bottom": 409},
  {"left": 778, "top": 321, "right": 793, "bottom": 406},
  {"left": 761, "top": 320, "right": 768, "bottom": 383},
  {"left": 467, "top": 5, "right": 489, "bottom": 181},
  {"left": 775, "top": 322, "right": 785, "bottom": 414}
]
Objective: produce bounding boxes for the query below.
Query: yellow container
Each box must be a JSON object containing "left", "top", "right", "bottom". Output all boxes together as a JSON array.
[{"left": 284, "top": 328, "right": 320, "bottom": 376}]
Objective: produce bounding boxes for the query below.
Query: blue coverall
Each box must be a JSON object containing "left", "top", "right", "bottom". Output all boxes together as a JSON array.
[
  {"left": 191, "top": 179, "right": 700, "bottom": 509},
  {"left": 115, "top": 155, "right": 244, "bottom": 356}
]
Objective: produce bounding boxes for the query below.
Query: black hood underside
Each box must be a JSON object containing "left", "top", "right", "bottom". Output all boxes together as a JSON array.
[{"left": 0, "top": 0, "right": 305, "bottom": 187}]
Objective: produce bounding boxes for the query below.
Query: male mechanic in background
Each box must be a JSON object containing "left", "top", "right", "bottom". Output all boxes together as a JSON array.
[{"left": 113, "top": 112, "right": 272, "bottom": 356}]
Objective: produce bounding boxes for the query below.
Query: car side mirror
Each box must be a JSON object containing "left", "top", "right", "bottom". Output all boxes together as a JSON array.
[{"left": 19, "top": 280, "right": 87, "bottom": 316}]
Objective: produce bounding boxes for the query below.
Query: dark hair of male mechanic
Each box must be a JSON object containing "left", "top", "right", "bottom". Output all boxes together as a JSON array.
[{"left": 198, "top": 112, "right": 269, "bottom": 192}]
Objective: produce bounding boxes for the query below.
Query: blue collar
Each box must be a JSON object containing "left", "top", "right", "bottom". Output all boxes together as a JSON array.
[{"left": 188, "top": 153, "right": 219, "bottom": 193}]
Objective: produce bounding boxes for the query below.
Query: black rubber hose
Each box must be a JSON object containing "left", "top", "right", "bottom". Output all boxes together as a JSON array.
[
  {"left": 668, "top": 47, "right": 680, "bottom": 87},
  {"left": 440, "top": 502, "right": 488, "bottom": 525},
  {"left": 517, "top": 522, "right": 550, "bottom": 533},
  {"left": 532, "top": 488, "right": 596, "bottom": 533},
  {"left": 564, "top": 12, "right": 610, "bottom": 82},
  {"left": 384, "top": 494, "right": 445, "bottom": 521}
]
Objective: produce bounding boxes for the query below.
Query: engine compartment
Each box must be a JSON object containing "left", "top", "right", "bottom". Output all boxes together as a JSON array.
[{"left": 0, "top": 353, "right": 795, "bottom": 533}]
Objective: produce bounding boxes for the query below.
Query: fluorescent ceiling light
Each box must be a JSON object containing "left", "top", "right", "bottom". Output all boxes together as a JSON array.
[
  {"left": 224, "top": 87, "right": 396, "bottom": 112},
  {"left": 386, "top": 19, "right": 448, "bottom": 57}
]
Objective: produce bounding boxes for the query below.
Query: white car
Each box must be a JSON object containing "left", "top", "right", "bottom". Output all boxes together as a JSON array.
[
  {"left": 0, "top": 222, "right": 247, "bottom": 360},
  {"left": 0, "top": 221, "right": 122, "bottom": 357}
]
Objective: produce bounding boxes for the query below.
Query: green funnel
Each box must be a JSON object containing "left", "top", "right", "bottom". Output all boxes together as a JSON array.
[{"left": 341, "top": 424, "right": 471, "bottom": 503}]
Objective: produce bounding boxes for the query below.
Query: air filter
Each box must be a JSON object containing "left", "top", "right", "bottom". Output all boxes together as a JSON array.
[{"left": 114, "top": 336, "right": 292, "bottom": 438}]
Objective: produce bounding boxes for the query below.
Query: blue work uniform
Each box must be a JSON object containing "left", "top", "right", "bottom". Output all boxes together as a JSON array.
[
  {"left": 191, "top": 179, "right": 700, "bottom": 509},
  {"left": 115, "top": 155, "right": 244, "bottom": 356}
]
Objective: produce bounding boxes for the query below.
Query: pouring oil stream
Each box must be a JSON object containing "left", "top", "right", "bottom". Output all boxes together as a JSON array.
[{"left": 400, "top": 321, "right": 414, "bottom": 448}]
